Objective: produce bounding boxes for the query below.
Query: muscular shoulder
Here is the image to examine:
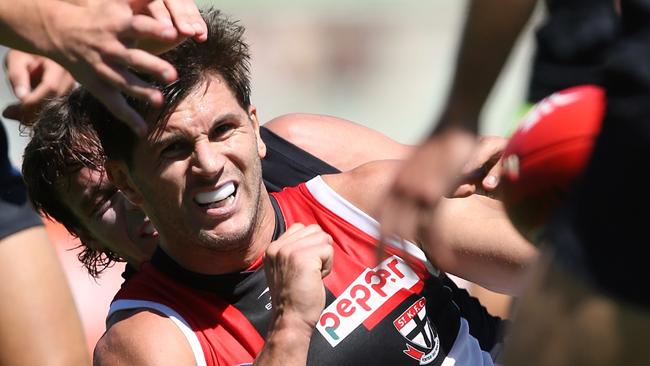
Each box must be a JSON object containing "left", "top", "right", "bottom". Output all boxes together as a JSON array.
[
  {"left": 321, "top": 160, "right": 400, "bottom": 219},
  {"left": 94, "top": 309, "right": 196, "bottom": 366},
  {"left": 264, "top": 113, "right": 411, "bottom": 171}
]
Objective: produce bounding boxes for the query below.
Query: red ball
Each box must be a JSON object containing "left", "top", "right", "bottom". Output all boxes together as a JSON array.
[{"left": 501, "top": 85, "right": 605, "bottom": 240}]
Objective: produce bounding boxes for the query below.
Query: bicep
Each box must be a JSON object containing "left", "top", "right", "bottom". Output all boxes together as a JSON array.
[{"left": 95, "top": 309, "right": 197, "bottom": 366}]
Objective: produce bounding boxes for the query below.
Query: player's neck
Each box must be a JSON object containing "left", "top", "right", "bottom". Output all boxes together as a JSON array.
[{"left": 158, "top": 189, "right": 275, "bottom": 275}]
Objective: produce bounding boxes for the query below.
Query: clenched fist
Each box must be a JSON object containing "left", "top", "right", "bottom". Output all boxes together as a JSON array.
[{"left": 264, "top": 223, "right": 334, "bottom": 333}]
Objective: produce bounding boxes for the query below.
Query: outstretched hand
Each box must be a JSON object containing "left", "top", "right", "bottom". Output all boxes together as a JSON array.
[
  {"left": 452, "top": 135, "right": 506, "bottom": 197},
  {"left": 39, "top": 0, "right": 207, "bottom": 134},
  {"left": 377, "top": 128, "right": 509, "bottom": 264},
  {"left": 378, "top": 127, "right": 478, "bottom": 246}
]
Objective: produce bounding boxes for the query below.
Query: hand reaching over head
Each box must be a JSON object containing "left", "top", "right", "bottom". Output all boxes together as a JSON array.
[{"left": 0, "top": 0, "right": 207, "bottom": 135}]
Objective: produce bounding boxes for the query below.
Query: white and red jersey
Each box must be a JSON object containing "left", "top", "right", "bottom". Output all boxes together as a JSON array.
[{"left": 110, "top": 177, "right": 503, "bottom": 366}]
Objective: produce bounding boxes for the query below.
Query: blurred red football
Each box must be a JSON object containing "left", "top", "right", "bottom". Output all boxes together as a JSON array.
[{"left": 501, "top": 85, "right": 605, "bottom": 241}]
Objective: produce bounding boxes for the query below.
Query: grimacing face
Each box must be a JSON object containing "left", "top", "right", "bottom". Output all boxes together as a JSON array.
[
  {"left": 109, "top": 74, "right": 269, "bottom": 273},
  {"left": 56, "top": 167, "right": 159, "bottom": 268}
]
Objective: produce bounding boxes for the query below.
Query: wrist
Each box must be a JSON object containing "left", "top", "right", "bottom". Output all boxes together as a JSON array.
[
  {"left": 268, "top": 310, "right": 316, "bottom": 341},
  {"left": 434, "top": 108, "right": 480, "bottom": 136},
  {"left": 257, "top": 314, "right": 314, "bottom": 366}
]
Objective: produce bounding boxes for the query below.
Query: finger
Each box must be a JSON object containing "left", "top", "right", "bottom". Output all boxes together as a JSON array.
[
  {"left": 378, "top": 194, "right": 402, "bottom": 261},
  {"left": 462, "top": 148, "right": 492, "bottom": 176},
  {"left": 163, "top": 0, "right": 207, "bottom": 41},
  {"left": 128, "top": 0, "right": 153, "bottom": 13},
  {"left": 285, "top": 222, "right": 305, "bottom": 235},
  {"left": 144, "top": 0, "right": 173, "bottom": 24},
  {"left": 21, "top": 61, "right": 68, "bottom": 105},
  {"left": 267, "top": 223, "right": 306, "bottom": 258},
  {"left": 93, "top": 61, "right": 164, "bottom": 106},
  {"left": 6, "top": 57, "right": 33, "bottom": 100},
  {"left": 451, "top": 183, "right": 477, "bottom": 197},
  {"left": 392, "top": 203, "right": 420, "bottom": 249},
  {"left": 275, "top": 228, "right": 330, "bottom": 259},
  {"left": 299, "top": 241, "right": 334, "bottom": 278},
  {"left": 128, "top": 14, "right": 178, "bottom": 42},
  {"left": 378, "top": 196, "right": 419, "bottom": 261},
  {"left": 19, "top": 82, "right": 53, "bottom": 109},
  {"left": 482, "top": 158, "right": 503, "bottom": 191},
  {"left": 462, "top": 137, "right": 506, "bottom": 176},
  {"left": 41, "top": 60, "right": 73, "bottom": 94},
  {"left": 108, "top": 46, "right": 177, "bottom": 84},
  {"left": 286, "top": 224, "right": 324, "bottom": 241},
  {"left": 88, "top": 84, "right": 148, "bottom": 136}
]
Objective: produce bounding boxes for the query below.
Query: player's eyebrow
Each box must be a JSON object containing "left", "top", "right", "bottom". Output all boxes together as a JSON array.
[
  {"left": 150, "top": 134, "right": 187, "bottom": 153},
  {"left": 150, "top": 112, "right": 244, "bottom": 152}
]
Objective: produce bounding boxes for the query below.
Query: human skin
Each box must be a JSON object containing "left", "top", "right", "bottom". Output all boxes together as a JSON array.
[
  {"left": 0, "top": 226, "right": 89, "bottom": 365},
  {"left": 91, "top": 73, "right": 534, "bottom": 364},
  {"left": 97, "top": 74, "right": 317, "bottom": 365},
  {"left": 0, "top": 0, "right": 206, "bottom": 132},
  {"left": 378, "top": 0, "right": 537, "bottom": 264},
  {"left": 55, "top": 115, "right": 507, "bottom": 276},
  {"left": 68, "top": 70, "right": 531, "bottom": 364},
  {"left": 2, "top": 50, "right": 76, "bottom": 124}
]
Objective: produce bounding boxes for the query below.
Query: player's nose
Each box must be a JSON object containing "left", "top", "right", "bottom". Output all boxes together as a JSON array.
[{"left": 191, "top": 140, "right": 224, "bottom": 178}]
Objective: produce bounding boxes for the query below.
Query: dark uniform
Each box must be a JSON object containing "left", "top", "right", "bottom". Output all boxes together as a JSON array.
[
  {"left": 0, "top": 121, "right": 42, "bottom": 240},
  {"left": 544, "top": 0, "right": 650, "bottom": 308}
]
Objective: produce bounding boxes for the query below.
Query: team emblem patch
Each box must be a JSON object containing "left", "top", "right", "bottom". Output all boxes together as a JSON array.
[{"left": 393, "top": 297, "right": 440, "bottom": 365}]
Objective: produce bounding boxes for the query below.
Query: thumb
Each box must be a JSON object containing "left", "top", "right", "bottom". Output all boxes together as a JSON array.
[
  {"left": 6, "top": 64, "right": 32, "bottom": 100},
  {"left": 128, "top": 0, "right": 153, "bottom": 13}
]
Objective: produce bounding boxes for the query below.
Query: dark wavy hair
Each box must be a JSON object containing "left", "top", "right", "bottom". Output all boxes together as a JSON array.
[
  {"left": 22, "top": 92, "right": 123, "bottom": 278},
  {"left": 90, "top": 7, "right": 252, "bottom": 165},
  {"left": 22, "top": 8, "right": 253, "bottom": 277}
]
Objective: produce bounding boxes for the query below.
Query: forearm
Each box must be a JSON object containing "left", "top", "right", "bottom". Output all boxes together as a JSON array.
[
  {"left": 0, "top": 0, "right": 61, "bottom": 55},
  {"left": 254, "top": 313, "right": 313, "bottom": 366},
  {"left": 426, "top": 195, "right": 537, "bottom": 295},
  {"left": 437, "top": 0, "right": 537, "bottom": 133}
]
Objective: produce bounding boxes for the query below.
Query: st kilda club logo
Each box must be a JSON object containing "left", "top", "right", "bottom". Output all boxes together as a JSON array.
[{"left": 393, "top": 297, "right": 440, "bottom": 364}]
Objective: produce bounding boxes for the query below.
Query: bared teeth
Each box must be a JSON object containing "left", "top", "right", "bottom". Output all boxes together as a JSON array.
[{"left": 195, "top": 182, "right": 235, "bottom": 205}]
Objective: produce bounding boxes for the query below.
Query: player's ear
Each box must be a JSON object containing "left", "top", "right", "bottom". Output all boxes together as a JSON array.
[
  {"left": 249, "top": 105, "right": 266, "bottom": 159},
  {"left": 105, "top": 159, "right": 144, "bottom": 206}
]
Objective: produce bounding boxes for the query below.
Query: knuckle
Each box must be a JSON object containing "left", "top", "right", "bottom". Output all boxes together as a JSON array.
[
  {"left": 323, "top": 244, "right": 334, "bottom": 256},
  {"left": 287, "top": 250, "right": 301, "bottom": 262},
  {"left": 316, "top": 232, "right": 331, "bottom": 244},
  {"left": 265, "top": 243, "right": 280, "bottom": 258},
  {"left": 276, "top": 245, "right": 293, "bottom": 260}
]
